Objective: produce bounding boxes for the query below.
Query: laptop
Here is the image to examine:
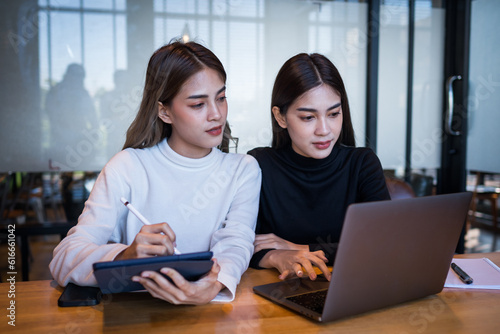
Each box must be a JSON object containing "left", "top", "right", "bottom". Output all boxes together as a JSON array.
[{"left": 253, "top": 192, "right": 472, "bottom": 322}]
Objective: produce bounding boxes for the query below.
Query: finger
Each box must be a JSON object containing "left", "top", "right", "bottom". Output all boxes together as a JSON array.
[
  {"left": 253, "top": 238, "right": 265, "bottom": 247},
  {"left": 310, "top": 257, "right": 331, "bottom": 281},
  {"left": 182, "top": 259, "right": 220, "bottom": 283},
  {"left": 254, "top": 236, "right": 272, "bottom": 245},
  {"left": 312, "top": 250, "right": 328, "bottom": 262},
  {"left": 134, "top": 233, "right": 175, "bottom": 256},
  {"left": 160, "top": 268, "right": 190, "bottom": 293},
  {"left": 139, "top": 223, "right": 164, "bottom": 234},
  {"left": 157, "top": 235, "right": 177, "bottom": 256},
  {"left": 255, "top": 233, "right": 275, "bottom": 239},
  {"left": 134, "top": 243, "right": 170, "bottom": 257},
  {"left": 132, "top": 273, "right": 176, "bottom": 302},
  {"left": 254, "top": 242, "right": 275, "bottom": 253},
  {"left": 210, "top": 258, "right": 221, "bottom": 275},
  {"left": 142, "top": 270, "right": 187, "bottom": 304},
  {"left": 254, "top": 233, "right": 277, "bottom": 243},
  {"left": 157, "top": 222, "right": 177, "bottom": 246},
  {"left": 254, "top": 234, "right": 267, "bottom": 242},
  {"left": 292, "top": 262, "right": 304, "bottom": 278},
  {"left": 278, "top": 269, "right": 290, "bottom": 280},
  {"left": 254, "top": 243, "right": 263, "bottom": 253},
  {"left": 298, "top": 259, "right": 317, "bottom": 280},
  {"left": 140, "top": 223, "right": 177, "bottom": 245}
]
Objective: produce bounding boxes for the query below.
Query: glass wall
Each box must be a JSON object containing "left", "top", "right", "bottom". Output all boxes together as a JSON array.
[
  {"left": 38, "top": 0, "right": 128, "bottom": 170},
  {"left": 467, "top": 0, "right": 500, "bottom": 174},
  {"left": 377, "top": 1, "right": 409, "bottom": 175},
  {"left": 1, "top": 0, "right": 369, "bottom": 172},
  {"left": 153, "top": 0, "right": 368, "bottom": 153},
  {"left": 411, "top": 1, "right": 445, "bottom": 176},
  {"left": 377, "top": 0, "right": 445, "bottom": 181}
]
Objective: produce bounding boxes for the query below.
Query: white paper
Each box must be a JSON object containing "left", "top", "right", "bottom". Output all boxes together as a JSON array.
[{"left": 444, "top": 258, "right": 500, "bottom": 289}]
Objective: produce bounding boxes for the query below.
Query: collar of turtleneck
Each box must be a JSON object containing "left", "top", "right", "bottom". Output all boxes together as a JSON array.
[{"left": 158, "top": 138, "right": 219, "bottom": 169}]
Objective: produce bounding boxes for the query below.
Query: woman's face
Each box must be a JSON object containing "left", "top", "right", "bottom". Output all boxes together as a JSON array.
[
  {"left": 274, "top": 84, "right": 343, "bottom": 159},
  {"left": 158, "top": 68, "right": 227, "bottom": 158}
]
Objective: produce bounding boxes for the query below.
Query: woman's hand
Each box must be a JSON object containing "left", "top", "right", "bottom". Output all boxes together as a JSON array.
[
  {"left": 131, "top": 259, "right": 223, "bottom": 305},
  {"left": 254, "top": 233, "right": 309, "bottom": 253},
  {"left": 115, "top": 223, "right": 177, "bottom": 261},
  {"left": 260, "top": 249, "right": 331, "bottom": 281}
]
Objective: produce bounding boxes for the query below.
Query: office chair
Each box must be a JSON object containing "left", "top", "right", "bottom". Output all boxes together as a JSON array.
[
  {"left": 468, "top": 170, "right": 499, "bottom": 232},
  {"left": 385, "top": 176, "right": 416, "bottom": 200}
]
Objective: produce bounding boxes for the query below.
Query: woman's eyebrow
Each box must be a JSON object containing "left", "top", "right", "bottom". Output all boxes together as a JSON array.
[
  {"left": 296, "top": 107, "right": 317, "bottom": 112},
  {"left": 327, "top": 102, "right": 342, "bottom": 111},
  {"left": 187, "top": 94, "right": 208, "bottom": 99},
  {"left": 296, "top": 102, "right": 341, "bottom": 112},
  {"left": 217, "top": 86, "right": 226, "bottom": 95},
  {"left": 187, "top": 86, "right": 226, "bottom": 100}
]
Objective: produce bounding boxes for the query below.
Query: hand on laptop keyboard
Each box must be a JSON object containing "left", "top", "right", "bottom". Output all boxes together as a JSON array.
[{"left": 261, "top": 249, "right": 331, "bottom": 281}]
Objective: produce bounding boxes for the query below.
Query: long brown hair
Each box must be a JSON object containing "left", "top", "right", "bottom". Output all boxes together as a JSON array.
[
  {"left": 271, "top": 53, "right": 355, "bottom": 149},
  {"left": 123, "top": 41, "right": 232, "bottom": 152}
]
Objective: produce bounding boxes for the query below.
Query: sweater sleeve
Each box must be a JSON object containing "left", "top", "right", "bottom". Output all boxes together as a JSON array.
[
  {"left": 209, "top": 155, "right": 262, "bottom": 302},
  {"left": 49, "top": 162, "right": 129, "bottom": 287},
  {"left": 357, "top": 149, "right": 391, "bottom": 202},
  {"left": 249, "top": 249, "right": 273, "bottom": 269}
]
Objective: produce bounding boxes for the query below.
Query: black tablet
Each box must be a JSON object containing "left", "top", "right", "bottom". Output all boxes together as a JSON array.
[{"left": 93, "top": 251, "right": 213, "bottom": 294}]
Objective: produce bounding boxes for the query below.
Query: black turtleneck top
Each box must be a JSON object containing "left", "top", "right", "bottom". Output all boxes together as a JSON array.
[{"left": 247, "top": 143, "right": 390, "bottom": 268}]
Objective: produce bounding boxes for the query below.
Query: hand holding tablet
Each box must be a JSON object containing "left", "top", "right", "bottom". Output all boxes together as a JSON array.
[{"left": 93, "top": 251, "right": 214, "bottom": 294}]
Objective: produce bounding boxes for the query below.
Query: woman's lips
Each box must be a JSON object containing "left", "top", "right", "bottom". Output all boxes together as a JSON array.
[
  {"left": 313, "top": 140, "right": 331, "bottom": 150},
  {"left": 207, "top": 125, "right": 223, "bottom": 136}
]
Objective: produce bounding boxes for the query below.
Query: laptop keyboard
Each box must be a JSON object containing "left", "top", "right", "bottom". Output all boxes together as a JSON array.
[{"left": 286, "top": 289, "right": 328, "bottom": 314}]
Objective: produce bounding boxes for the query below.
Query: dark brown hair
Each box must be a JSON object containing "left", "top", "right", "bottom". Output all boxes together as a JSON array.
[
  {"left": 271, "top": 53, "right": 355, "bottom": 149},
  {"left": 123, "top": 41, "right": 232, "bottom": 152}
]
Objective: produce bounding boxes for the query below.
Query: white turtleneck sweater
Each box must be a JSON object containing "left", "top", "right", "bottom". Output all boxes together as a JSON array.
[{"left": 49, "top": 138, "right": 261, "bottom": 302}]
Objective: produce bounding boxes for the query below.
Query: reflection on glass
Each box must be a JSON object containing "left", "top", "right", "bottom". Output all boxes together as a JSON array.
[
  {"left": 2, "top": 0, "right": 368, "bottom": 172},
  {"left": 44, "top": 63, "right": 99, "bottom": 169},
  {"left": 83, "top": 0, "right": 113, "bottom": 10}
]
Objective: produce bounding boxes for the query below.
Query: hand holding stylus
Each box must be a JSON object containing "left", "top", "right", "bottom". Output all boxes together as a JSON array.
[{"left": 114, "top": 197, "right": 181, "bottom": 260}]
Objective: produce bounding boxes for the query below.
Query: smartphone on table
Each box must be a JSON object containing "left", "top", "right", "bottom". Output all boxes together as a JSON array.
[{"left": 58, "top": 282, "right": 102, "bottom": 307}]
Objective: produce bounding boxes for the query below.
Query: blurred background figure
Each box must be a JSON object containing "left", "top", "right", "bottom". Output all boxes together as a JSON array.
[
  {"left": 98, "top": 69, "right": 139, "bottom": 159},
  {"left": 44, "top": 63, "right": 100, "bottom": 169}
]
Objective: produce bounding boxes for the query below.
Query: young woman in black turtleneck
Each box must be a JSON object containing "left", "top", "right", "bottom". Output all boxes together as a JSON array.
[{"left": 248, "top": 53, "right": 390, "bottom": 281}]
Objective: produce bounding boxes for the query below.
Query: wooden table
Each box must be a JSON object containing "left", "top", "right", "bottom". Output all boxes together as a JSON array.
[{"left": 1, "top": 253, "right": 499, "bottom": 333}]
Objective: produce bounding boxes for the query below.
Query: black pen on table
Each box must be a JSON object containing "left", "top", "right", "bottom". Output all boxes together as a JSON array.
[{"left": 451, "top": 262, "right": 473, "bottom": 284}]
